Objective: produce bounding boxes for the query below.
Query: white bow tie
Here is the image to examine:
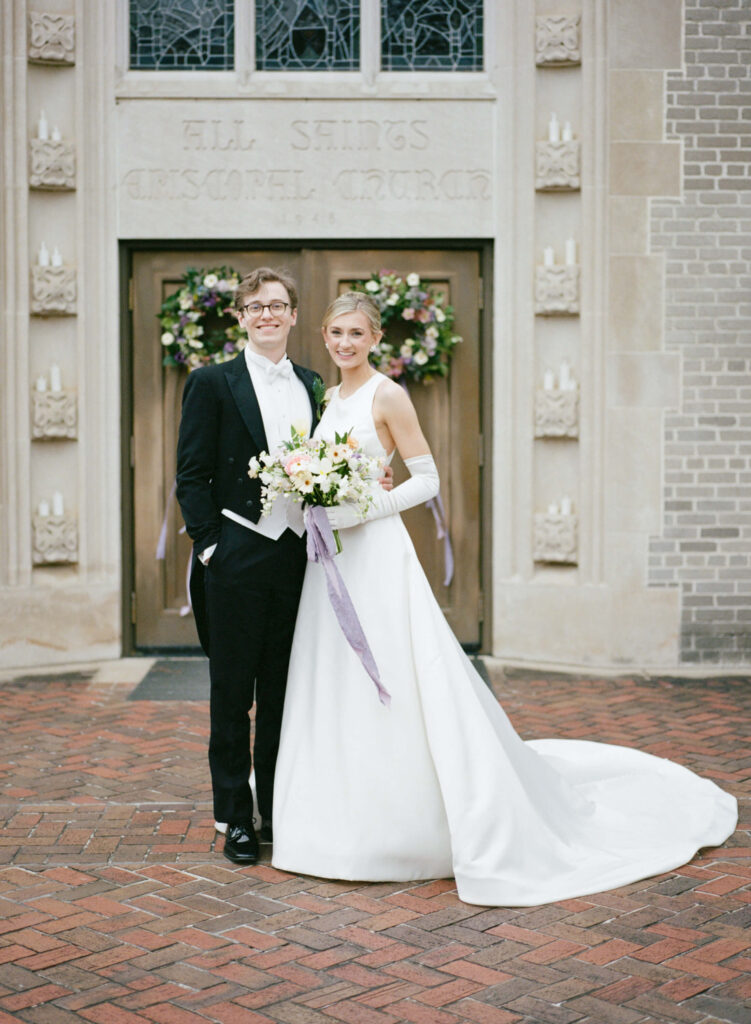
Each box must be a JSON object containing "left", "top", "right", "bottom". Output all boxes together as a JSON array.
[{"left": 265, "top": 359, "right": 293, "bottom": 382}]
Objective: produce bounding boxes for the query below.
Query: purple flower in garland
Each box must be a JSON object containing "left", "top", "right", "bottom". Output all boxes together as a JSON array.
[
  {"left": 352, "top": 270, "right": 462, "bottom": 385},
  {"left": 158, "top": 265, "right": 244, "bottom": 370}
]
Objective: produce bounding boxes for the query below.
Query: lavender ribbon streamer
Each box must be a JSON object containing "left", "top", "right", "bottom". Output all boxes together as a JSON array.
[
  {"left": 398, "top": 379, "right": 454, "bottom": 587},
  {"left": 156, "top": 479, "right": 177, "bottom": 560},
  {"left": 155, "top": 478, "right": 192, "bottom": 616},
  {"left": 426, "top": 494, "right": 455, "bottom": 587},
  {"left": 304, "top": 505, "right": 391, "bottom": 708}
]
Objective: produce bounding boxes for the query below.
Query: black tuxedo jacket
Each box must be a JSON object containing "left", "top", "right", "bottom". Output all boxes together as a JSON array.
[{"left": 175, "top": 352, "right": 321, "bottom": 652}]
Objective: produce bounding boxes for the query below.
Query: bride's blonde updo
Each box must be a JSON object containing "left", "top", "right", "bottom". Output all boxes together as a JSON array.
[{"left": 321, "top": 291, "right": 382, "bottom": 334}]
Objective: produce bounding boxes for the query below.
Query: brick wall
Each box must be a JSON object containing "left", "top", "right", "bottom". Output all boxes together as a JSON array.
[{"left": 647, "top": 0, "right": 751, "bottom": 662}]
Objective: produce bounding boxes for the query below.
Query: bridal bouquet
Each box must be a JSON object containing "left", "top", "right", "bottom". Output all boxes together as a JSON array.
[{"left": 248, "top": 428, "right": 384, "bottom": 552}]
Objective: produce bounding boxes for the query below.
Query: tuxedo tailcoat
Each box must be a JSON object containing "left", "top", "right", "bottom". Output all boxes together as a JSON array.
[{"left": 176, "top": 352, "right": 321, "bottom": 824}]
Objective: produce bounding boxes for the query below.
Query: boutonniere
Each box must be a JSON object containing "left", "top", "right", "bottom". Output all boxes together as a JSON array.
[{"left": 312, "top": 377, "right": 329, "bottom": 422}]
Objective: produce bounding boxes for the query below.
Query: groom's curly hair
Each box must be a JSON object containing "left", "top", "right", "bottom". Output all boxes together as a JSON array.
[{"left": 234, "top": 267, "right": 299, "bottom": 311}]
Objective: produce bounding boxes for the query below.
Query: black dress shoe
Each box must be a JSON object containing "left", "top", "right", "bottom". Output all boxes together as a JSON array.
[
  {"left": 259, "top": 819, "right": 273, "bottom": 843},
  {"left": 223, "top": 823, "right": 259, "bottom": 864}
]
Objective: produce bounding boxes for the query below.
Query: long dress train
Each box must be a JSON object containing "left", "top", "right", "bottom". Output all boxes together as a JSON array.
[{"left": 272, "top": 373, "right": 737, "bottom": 907}]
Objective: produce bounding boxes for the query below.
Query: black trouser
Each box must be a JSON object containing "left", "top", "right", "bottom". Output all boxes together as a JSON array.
[{"left": 204, "top": 521, "right": 307, "bottom": 825}]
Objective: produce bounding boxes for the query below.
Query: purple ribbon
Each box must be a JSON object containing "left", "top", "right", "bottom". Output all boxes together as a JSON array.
[
  {"left": 156, "top": 478, "right": 191, "bottom": 616},
  {"left": 399, "top": 380, "right": 454, "bottom": 587},
  {"left": 304, "top": 505, "right": 391, "bottom": 708},
  {"left": 426, "top": 494, "right": 454, "bottom": 587}
]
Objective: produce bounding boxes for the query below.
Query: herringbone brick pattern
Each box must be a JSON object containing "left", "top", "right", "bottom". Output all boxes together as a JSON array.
[{"left": 0, "top": 667, "right": 748, "bottom": 1024}]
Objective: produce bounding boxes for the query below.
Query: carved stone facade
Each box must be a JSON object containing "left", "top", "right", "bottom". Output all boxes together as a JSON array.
[
  {"left": 1, "top": 1, "right": 746, "bottom": 670},
  {"left": 534, "top": 265, "right": 580, "bottom": 315},
  {"left": 31, "top": 390, "right": 77, "bottom": 440},
  {"left": 31, "top": 514, "right": 78, "bottom": 564},
  {"left": 29, "top": 138, "right": 75, "bottom": 190},
  {"left": 534, "top": 390, "right": 579, "bottom": 439},
  {"left": 28, "top": 12, "right": 75, "bottom": 65},
  {"left": 533, "top": 514, "right": 578, "bottom": 564},
  {"left": 535, "top": 15, "right": 581, "bottom": 66},
  {"left": 535, "top": 141, "right": 580, "bottom": 191},
  {"left": 30, "top": 265, "right": 76, "bottom": 316}
]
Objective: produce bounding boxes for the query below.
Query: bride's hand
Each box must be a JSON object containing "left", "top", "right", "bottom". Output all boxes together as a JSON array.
[
  {"left": 379, "top": 465, "right": 394, "bottom": 491},
  {"left": 325, "top": 503, "right": 363, "bottom": 531}
]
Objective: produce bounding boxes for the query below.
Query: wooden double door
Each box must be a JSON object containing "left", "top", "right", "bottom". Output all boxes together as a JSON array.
[{"left": 129, "top": 246, "right": 484, "bottom": 650}]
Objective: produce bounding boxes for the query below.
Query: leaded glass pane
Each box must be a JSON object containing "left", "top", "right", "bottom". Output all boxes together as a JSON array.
[
  {"left": 256, "top": 0, "right": 360, "bottom": 71},
  {"left": 130, "top": 0, "right": 234, "bottom": 70},
  {"left": 381, "top": 0, "right": 484, "bottom": 71}
]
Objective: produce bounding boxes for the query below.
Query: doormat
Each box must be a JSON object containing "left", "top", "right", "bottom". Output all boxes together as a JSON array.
[
  {"left": 128, "top": 658, "right": 209, "bottom": 701},
  {"left": 129, "top": 656, "right": 491, "bottom": 701}
]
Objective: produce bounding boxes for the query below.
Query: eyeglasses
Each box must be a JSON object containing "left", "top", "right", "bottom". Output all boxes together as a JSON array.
[{"left": 239, "top": 301, "right": 290, "bottom": 317}]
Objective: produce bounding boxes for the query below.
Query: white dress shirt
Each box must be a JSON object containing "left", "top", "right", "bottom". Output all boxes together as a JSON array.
[{"left": 199, "top": 348, "right": 312, "bottom": 563}]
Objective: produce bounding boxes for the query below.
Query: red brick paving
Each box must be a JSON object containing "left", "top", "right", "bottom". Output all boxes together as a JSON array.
[{"left": 0, "top": 667, "right": 749, "bottom": 1024}]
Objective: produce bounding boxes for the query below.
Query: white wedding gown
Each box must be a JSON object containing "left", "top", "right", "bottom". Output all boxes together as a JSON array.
[{"left": 272, "top": 373, "right": 737, "bottom": 906}]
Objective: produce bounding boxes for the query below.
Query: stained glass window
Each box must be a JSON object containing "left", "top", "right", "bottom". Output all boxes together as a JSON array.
[
  {"left": 256, "top": 0, "right": 360, "bottom": 71},
  {"left": 130, "top": 0, "right": 234, "bottom": 70},
  {"left": 381, "top": 0, "right": 484, "bottom": 71}
]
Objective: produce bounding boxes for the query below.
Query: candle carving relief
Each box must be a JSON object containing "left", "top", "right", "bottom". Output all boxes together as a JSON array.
[
  {"left": 32, "top": 390, "right": 77, "bottom": 439},
  {"left": 536, "top": 141, "right": 580, "bottom": 191},
  {"left": 535, "top": 265, "right": 580, "bottom": 315},
  {"left": 535, "top": 390, "right": 579, "bottom": 438},
  {"left": 535, "top": 15, "right": 581, "bottom": 66},
  {"left": 32, "top": 514, "right": 78, "bottom": 564},
  {"left": 30, "top": 138, "right": 75, "bottom": 190},
  {"left": 31, "top": 265, "right": 77, "bottom": 316},
  {"left": 533, "top": 513, "right": 578, "bottom": 564},
  {"left": 28, "top": 12, "right": 75, "bottom": 64}
]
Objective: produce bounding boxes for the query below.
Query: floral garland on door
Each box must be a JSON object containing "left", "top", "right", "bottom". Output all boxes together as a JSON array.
[
  {"left": 353, "top": 270, "right": 462, "bottom": 384},
  {"left": 158, "top": 266, "right": 244, "bottom": 370}
]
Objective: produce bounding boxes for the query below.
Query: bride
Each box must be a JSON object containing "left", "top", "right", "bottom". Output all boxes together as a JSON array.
[{"left": 271, "top": 291, "right": 737, "bottom": 907}]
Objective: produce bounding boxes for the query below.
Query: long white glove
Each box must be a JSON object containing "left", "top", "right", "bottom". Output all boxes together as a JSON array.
[{"left": 325, "top": 455, "right": 440, "bottom": 530}]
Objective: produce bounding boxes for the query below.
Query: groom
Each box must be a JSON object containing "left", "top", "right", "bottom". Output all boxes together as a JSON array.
[{"left": 176, "top": 267, "right": 321, "bottom": 865}]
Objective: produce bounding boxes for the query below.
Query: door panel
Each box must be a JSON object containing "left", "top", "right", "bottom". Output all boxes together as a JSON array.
[
  {"left": 131, "top": 250, "right": 300, "bottom": 647},
  {"left": 130, "top": 247, "right": 482, "bottom": 649},
  {"left": 300, "top": 249, "right": 482, "bottom": 643}
]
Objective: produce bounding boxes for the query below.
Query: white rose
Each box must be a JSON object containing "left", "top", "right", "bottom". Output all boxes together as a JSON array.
[
  {"left": 160, "top": 331, "right": 174, "bottom": 346},
  {"left": 413, "top": 350, "right": 429, "bottom": 365},
  {"left": 365, "top": 280, "right": 380, "bottom": 292},
  {"left": 387, "top": 293, "right": 399, "bottom": 306},
  {"left": 400, "top": 344, "right": 413, "bottom": 357},
  {"left": 178, "top": 293, "right": 193, "bottom": 310},
  {"left": 407, "top": 273, "right": 420, "bottom": 287},
  {"left": 248, "top": 456, "right": 261, "bottom": 477},
  {"left": 203, "top": 273, "right": 219, "bottom": 288},
  {"left": 188, "top": 338, "right": 203, "bottom": 349},
  {"left": 435, "top": 309, "right": 446, "bottom": 322}
]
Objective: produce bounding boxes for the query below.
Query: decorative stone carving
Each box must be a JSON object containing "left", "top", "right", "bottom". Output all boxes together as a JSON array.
[
  {"left": 533, "top": 514, "right": 578, "bottom": 564},
  {"left": 535, "top": 265, "right": 580, "bottom": 316},
  {"left": 31, "top": 266, "right": 77, "bottom": 316},
  {"left": 534, "top": 390, "right": 579, "bottom": 438},
  {"left": 32, "top": 515, "right": 78, "bottom": 564},
  {"left": 29, "top": 139, "right": 75, "bottom": 190},
  {"left": 535, "top": 15, "right": 581, "bottom": 66},
  {"left": 31, "top": 390, "right": 78, "bottom": 439},
  {"left": 536, "top": 141, "right": 581, "bottom": 191},
  {"left": 28, "top": 12, "right": 75, "bottom": 64}
]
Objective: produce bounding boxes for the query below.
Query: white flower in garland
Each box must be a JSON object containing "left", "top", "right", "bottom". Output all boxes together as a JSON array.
[
  {"left": 353, "top": 269, "right": 462, "bottom": 385},
  {"left": 158, "top": 265, "right": 246, "bottom": 370}
]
